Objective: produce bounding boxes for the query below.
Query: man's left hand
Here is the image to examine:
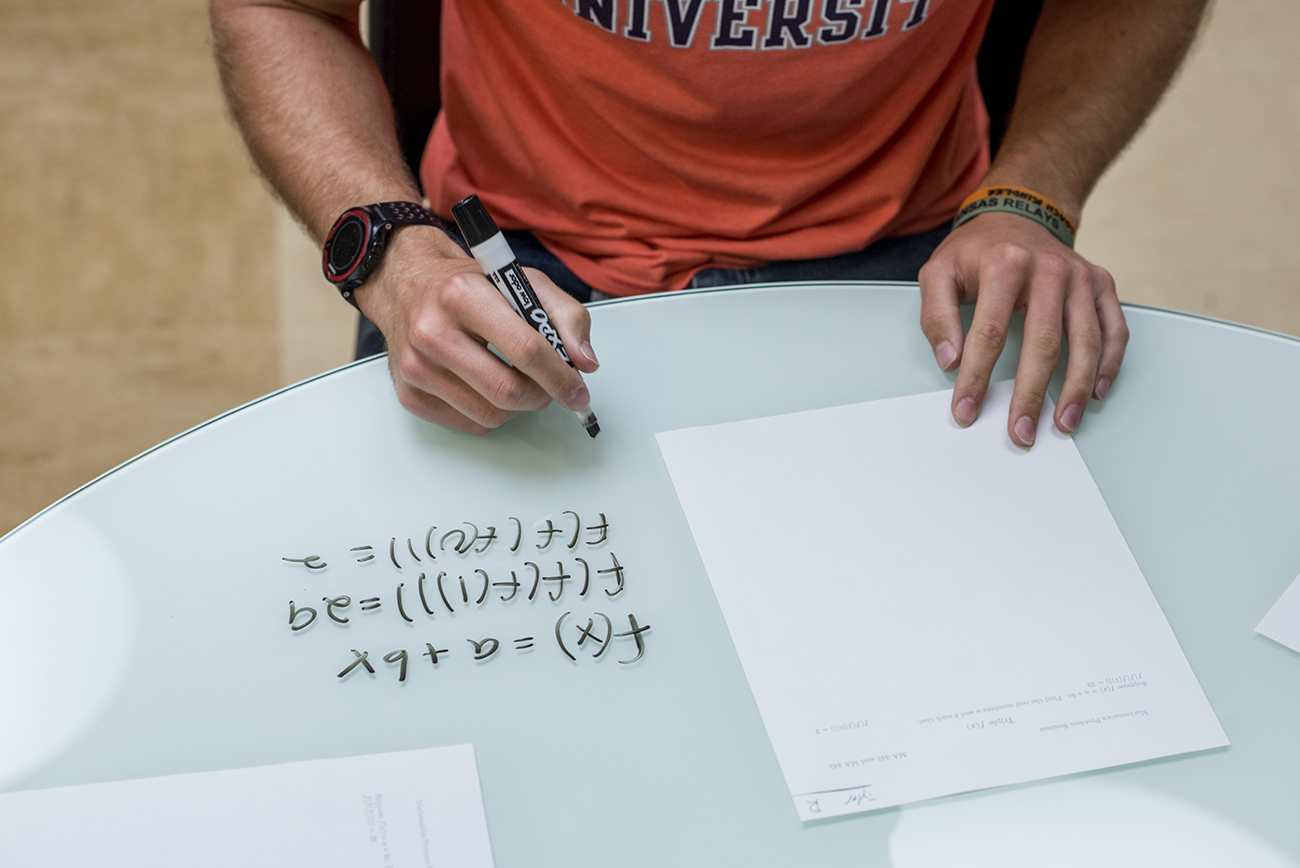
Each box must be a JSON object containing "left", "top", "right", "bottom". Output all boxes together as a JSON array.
[{"left": 918, "top": 212, "right": 1129, "bottom": 447}]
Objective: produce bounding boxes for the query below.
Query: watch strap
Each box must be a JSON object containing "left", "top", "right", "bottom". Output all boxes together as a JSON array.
[{"left": 371, "top": 201, "right": 448, "bottom": 230}]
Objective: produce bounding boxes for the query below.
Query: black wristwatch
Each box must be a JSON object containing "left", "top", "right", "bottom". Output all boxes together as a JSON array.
[{"left": 321, "top": 201, "right": 446, "bottom": 308}]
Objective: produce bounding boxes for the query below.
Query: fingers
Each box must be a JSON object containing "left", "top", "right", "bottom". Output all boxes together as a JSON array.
[
  {"left": 389, "top": 352, "right": 509, "bottom": 436},
  {"left": 425, "top": 278, "right": 557, "bottom": 408},
  {"left": 442, "top": 271, "right": 591, "bottom": 412},
  {"left": 1007, "top": 254, "right": 1067, "bottom": 446},
  {"left": 397, "top": 325, "right": 547, "bottom": 426},
  {"left": 1054, "top": 270, "right": 1104, "bottom": 434},
  {"left": 951, "top": 244, "right": 1030, "bottom": 429},
  {"left": 1094, "top": 276, "right": 1128, "bottom": 400},
  {"left": 923, "top": 210, "right": 1129, "bottom": 446},
  {"left": 531, "top": 269, "right": 600, "bottom": 374},
  {"left": 918, "top": 257, "right": 965, "bottom": 372},
  {"left": 1015, "top": 262, "right": 1124, "bottom": 439},
  {"left": 366, "top": 231, "right": 592, "bottom": 433}
]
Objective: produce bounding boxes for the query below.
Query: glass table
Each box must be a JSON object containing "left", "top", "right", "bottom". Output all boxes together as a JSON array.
[{"left": 2, "top": 283, "right": 1298, "bottom": 866}]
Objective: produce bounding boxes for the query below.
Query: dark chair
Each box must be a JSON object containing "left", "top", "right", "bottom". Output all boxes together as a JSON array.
[
  {"left": 977, "top": 0, "right": 1044, "bottom": 156},
  {"left": 354, "top": 1, "right": 443, "bottom": 358},
  {"left": 367, "top": 1, "right": 443, "bottom": 188},
  {"left": 356, "top": 0, "right": 1043, "bottom": 358}
]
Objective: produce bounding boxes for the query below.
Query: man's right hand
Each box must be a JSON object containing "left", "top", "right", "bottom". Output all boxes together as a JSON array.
[
  {"left": 355, "top": 226, "right": 600, "bottom": 435},
  {"left": 212, "top": 0, "right": 598, "bottom": 434}
]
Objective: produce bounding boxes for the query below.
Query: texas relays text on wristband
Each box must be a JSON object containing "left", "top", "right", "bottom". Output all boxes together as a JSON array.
[{"left": 952, "top": 186, "right": 1078, "bottom": 248}]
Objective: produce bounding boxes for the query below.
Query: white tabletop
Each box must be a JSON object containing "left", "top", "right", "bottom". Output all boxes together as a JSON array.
[{"left": 2, "top": 282, "right": 1298, "bottom": 866}]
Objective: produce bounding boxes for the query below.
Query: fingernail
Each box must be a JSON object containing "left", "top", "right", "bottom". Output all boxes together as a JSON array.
[
  {"left": 1061, "top": 403, "right": 1082, "bottom": 432},
  {"left": 955, "top": 397, "right": 978, "bottom": 427},
  {"left": 935, "top": 340, "right": 957, "bottom": 370},
  {"left": 568, "top": 387, "right": 591, "bottom": 410},
  {"left": 1014, "top": 415, "right": 1036, "bottom": 446},
  {"left": 1095, "top": 377, "right": 1112, "bottom": 400},
  {"left": 580, "top": 340, "right": 599, "bottom": 367}
]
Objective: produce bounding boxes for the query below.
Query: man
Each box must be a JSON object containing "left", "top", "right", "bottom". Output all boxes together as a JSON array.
[{"left": 211, "top": 0, "right": 1205, "bottom": 444}]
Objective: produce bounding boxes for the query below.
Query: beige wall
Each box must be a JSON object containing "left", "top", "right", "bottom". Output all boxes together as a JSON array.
[
  {"left": 1, "top": 0, "right": 1297, "bottom": 535},
  {"left": 1, "top": 0, "right": 283, "bottom": 535},
  {"left": 1077, "top": 0, "right": 1300, "bottom": 333}
]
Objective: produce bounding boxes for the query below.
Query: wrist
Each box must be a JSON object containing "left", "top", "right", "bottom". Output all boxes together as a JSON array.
[
  {"left": 953, "top": 184, "right": 1078, "bottom": 248},
  {"left": 978, "top": 164, "right": 1083, "bottom": 226},
  {"left": 353, "top": 223, "right": 460, "bottom": 311},
  {"left": 352, "top": 224, "right": 471, "bottom": 324}
]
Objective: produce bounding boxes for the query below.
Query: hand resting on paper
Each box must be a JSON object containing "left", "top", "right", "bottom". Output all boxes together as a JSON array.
[
  {"left": 907, "top": 0, "right": 1204, "bottom": 448},
  {"left": 918, "top": 212, "right": 1128, "bottom": 448}
]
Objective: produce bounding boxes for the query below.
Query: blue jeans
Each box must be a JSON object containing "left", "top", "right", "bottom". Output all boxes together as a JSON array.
[{"left": 355, "top": 223, "right": 950, "bottom": 359}]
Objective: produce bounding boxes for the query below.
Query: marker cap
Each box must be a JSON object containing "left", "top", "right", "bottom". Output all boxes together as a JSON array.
[{"left": 451, "top": 195, "right": 500, "bottom": 247}]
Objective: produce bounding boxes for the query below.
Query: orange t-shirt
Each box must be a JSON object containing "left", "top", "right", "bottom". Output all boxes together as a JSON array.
[{"left": 423, "top": 0, "right": 994, "bottom": 296}]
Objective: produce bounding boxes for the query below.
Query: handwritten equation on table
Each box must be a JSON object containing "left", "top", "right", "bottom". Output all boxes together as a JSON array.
[{"left": 280, "top": 511, "right": 651, "bottom": 683}]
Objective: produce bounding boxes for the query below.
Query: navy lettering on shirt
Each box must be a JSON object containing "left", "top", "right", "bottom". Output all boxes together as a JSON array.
[
  {"left": 663, "top": 0, "right": 711, "bottom": 47},
  {"left": 763, "top": 0, "right": 814, "bottom": 49},
  {"left": 817, "top": 0, "right": 862, "bottom": 45},
  {"left": 557, "top": 0, "right": 931, "bottom": 49},
  {"left": 899, "top": 0, "right": 930, "bottom": 30},
  {"left": 577, "top": 0, "right": 618, "bottom": 31},
  {"left": 712, "top": 0, "right": 763, "bottom": 48},
  {"left": 861, "top": 0, "right": 892, "bottom": 39},
  {"left": 624, "top": 0, "right": 653, "bottom": 39}
]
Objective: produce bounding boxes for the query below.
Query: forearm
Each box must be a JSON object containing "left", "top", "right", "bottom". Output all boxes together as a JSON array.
[
  {"left": 210, "top": 0, "right": 421, "bottom": 240},
  {"left": 984, "top": 0, "right": 1208, "bottom": 220},
  {"left": 211, "top": 0, "right": 596, "bottom": 435}
]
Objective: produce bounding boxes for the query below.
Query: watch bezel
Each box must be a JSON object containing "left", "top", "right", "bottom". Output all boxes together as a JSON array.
[
  {"left": 322, "top": 202, "right": 444, "bottom": 309},
  {"left": 322, "top": 207, "right": 376, "bottom": 287}
]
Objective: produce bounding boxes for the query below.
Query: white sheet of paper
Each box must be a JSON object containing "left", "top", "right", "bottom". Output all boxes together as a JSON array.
[
  {"left": 0, "top": 744, "right": 494, "bottom": 867},
  {"left": 656, "top": 382, "right": 1228, "bottom": 821},
  {"left": 1257, "top": 573, "right": 1300, "bottom": 652}
]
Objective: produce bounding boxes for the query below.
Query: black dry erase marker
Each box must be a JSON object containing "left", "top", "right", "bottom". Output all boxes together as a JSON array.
[{"left": 452, "top": 195, "right": 600, "bottom": 438}]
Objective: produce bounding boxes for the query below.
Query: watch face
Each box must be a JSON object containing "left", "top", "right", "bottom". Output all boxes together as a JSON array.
[{"left": 325, "top": 212, "right": 370, "bottom": 280}]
